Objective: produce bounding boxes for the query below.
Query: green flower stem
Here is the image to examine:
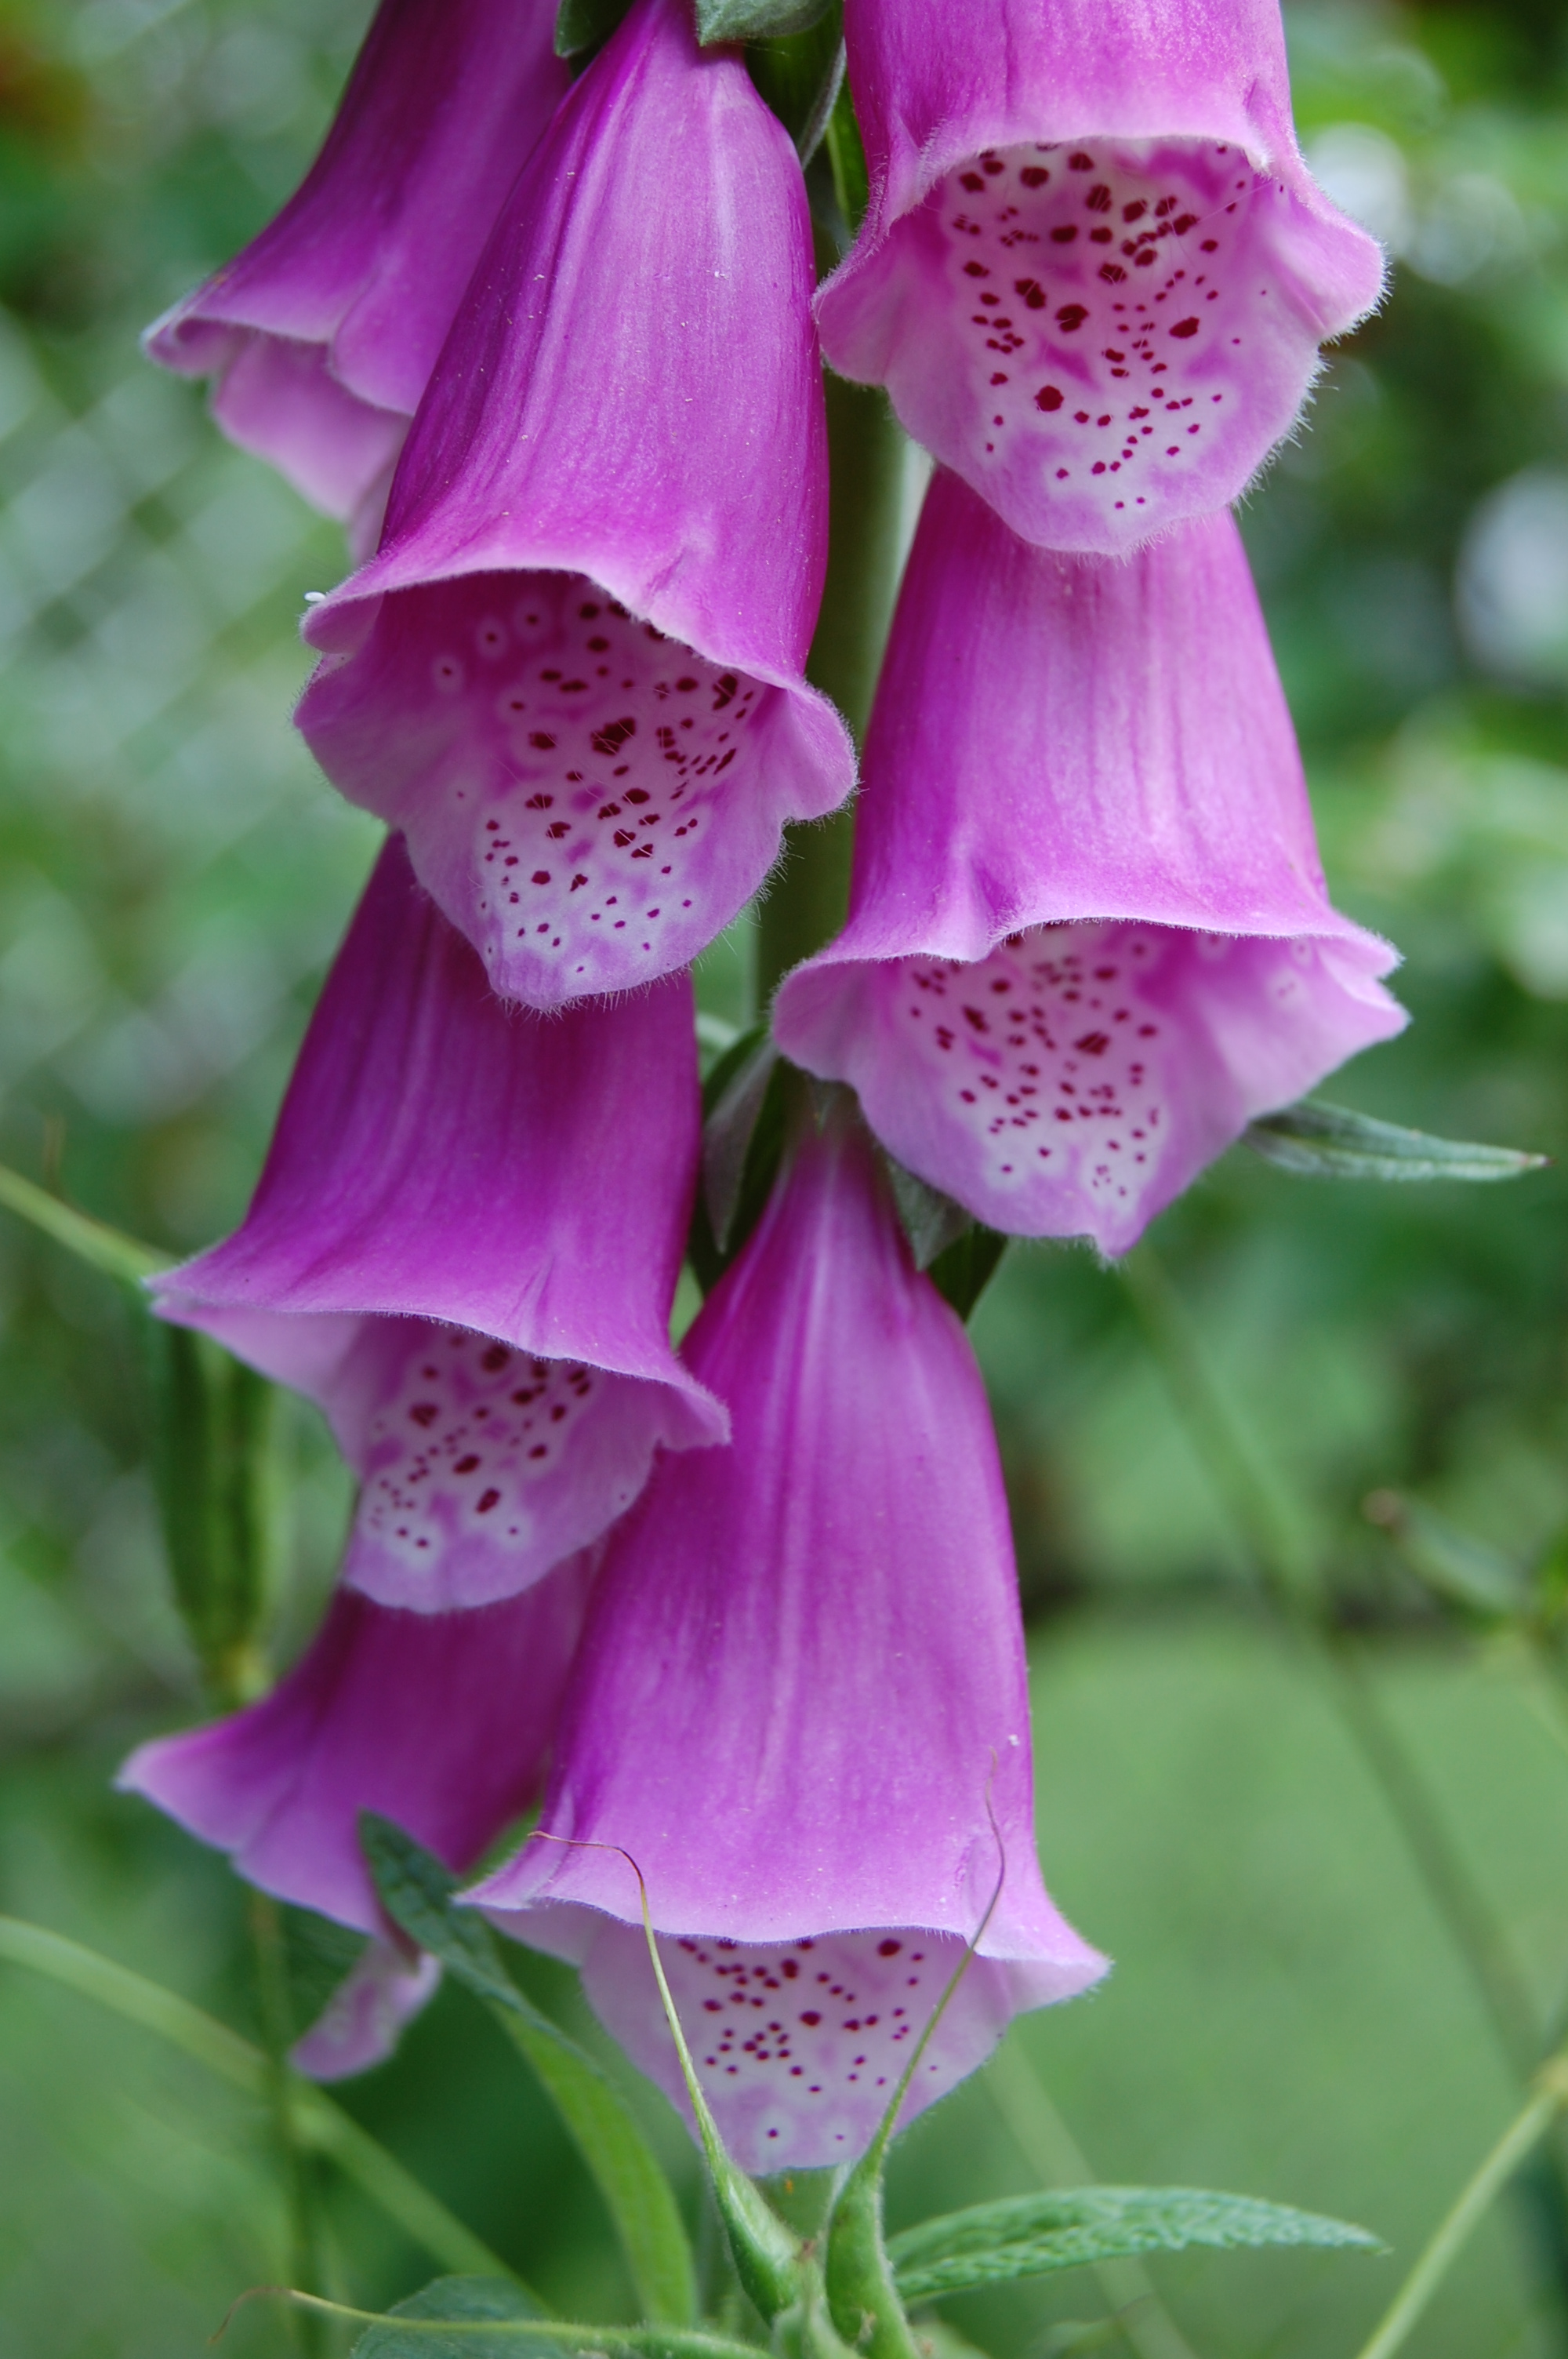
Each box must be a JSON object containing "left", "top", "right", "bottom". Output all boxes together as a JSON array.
[
  {"left": 1352, "top": 2055, "right": 1568, "bottom": 2359},
  {"left": 1118, "top": 1247, "right": 1568, "bottom": 2303},
  {"left": 0, "top": 1913, "right": 517, "bottom": 2287},
  {"left": 249, "top": 1890, "right": 330, "bottom": 2354},
  {"left": 984, "top": 2051, "right": 1203, "bottom": 2359},
  {"left": 0, "top": 1159, "right": 165, "bottom": 1281},
  {"left": 754, "top": 374, "right": 909, "bottom": 1003}
]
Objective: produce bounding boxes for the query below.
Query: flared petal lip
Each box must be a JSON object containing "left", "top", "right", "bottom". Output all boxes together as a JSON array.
[
  {"left": 820, "top": 112, "right": 1385, "bottom": 357},
  {"left": 146, "top": 1263, "right": 729, "bottom": 1446},
  {"left": 462, "top": 1871, "right": 1109, "bottom": 1987},
  {"left": 297, "top": 527, "right": 856, "bottom": 809},
  {"left": 779, "top": 878, "right": 1404, "bottom": 987}
]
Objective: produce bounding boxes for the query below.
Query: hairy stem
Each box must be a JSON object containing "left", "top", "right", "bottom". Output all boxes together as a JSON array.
[
  {"left": 755, "top": 374, "right": 909, "bottom": 1001},
  {"left": 1352, "top": 2056, "right": 1568, "bottom": 2359}
]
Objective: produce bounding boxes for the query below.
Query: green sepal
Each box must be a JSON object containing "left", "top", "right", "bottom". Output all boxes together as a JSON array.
[
  {"left": 1243, "top": 1099, "right": 1548, "bottom": 1183},
  {"left": 886, "top": 2186, "right": 1383, "bottom": 2302},
  {"left": 363, "top": 1817, "right": 699, "bottom": 2329},
  {"left": 884, "top": 1160, "right": 1009, "bottom": 1321},
  {"left": 350, "top": 2276, "right": 562, "bottom": 2358},
  {"left": 1364, "top": 1489, "right": 1528, "bottom": 1619},
  {"left": 822, "top": 72, "right": 868, "bottom": 237},
  {"left": 687, "top": 1027, "right": 791, "bottom": 1292},
  {"left": 698, "top": 0, "right": 831, "bottom": 44},
  {"left": 745, "top": 8, "right": 842, "bottom": 162},
  {"left": 554, "top": 0, "right": 633, "bottom": 58}
]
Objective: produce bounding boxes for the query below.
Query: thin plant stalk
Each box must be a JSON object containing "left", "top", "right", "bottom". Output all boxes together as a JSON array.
[
  {"left": 249, "top": 1890, "right": 330, "bottom": 2354},
  {"left": 0, "top": 1912, "right": 514, "bottom": 2286},
  {"left": 1118, "top": 1245, "right": 1568, "bottom": 2327},
  {"left": 1352, "top": 2055, "right": 1568, "bottom": 2359},
  {"left": 985, "top": 2048, "right": 1203, "bottom": 2359}
]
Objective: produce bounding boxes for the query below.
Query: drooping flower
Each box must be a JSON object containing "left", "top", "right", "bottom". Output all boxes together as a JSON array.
[
  {"left": 773, "top": 472, "right": 1406, "bottom": 1256},
  {"left": 146, "top": 0, "right": 567, "bottom": 539},
  {"left": 154, "top": 837, "right": 724, "bottom": 1612},
  {"left": 816, "top": 0, "right": 1384, "bottom": 554},
  {"left": 469, "top": 1101, "right": 1105, "bottom": 2174},
  {"left": 295, "top": 0, "right": 854, "bottom": 1012},
  {"left": 119, "top": 1560, "right": 590, "bottom": 2077}
]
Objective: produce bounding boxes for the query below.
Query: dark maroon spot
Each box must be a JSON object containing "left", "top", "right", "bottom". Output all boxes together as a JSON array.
[
  {"left": 590, "top": 715, "right": 636, "bottom": 757},
  {"left": 475, "top": 1488, "right": 500, "bottom": 1514},
  {"left": 1068, "top": 151, "right": 1094, "bottom": 169},
  {"left": 1049, "top": 224, "right": 1078, "bottom": 244},
  {"left": 1014, "top": 277, "right": 1047, "bottom": 308},
  {"left": 1085, "top": 183, "right": 1112, "bottom": 212},
  {"left": 960, "top": 170, "right": 985, "bottom": 191},
  {"left": 528, "top": 732, "right": 556, "bottom": 751},
  {"left": 1174, "top": 213, "right": 1197, "bottom": 235},
  {"left": 453, "top": 1455, "right": 481, "bottom": 1475},
  {"left": 408, "top": 1403, "right": 438, "bottom": 1428},
  {"left": 1035, "top": 384, "right": 1064, "bottom": 412},
  {"left": 1020, "top": 165, "right": 1049, "bottom": 188},
  {"left": 877, "top": 1939, "right": 902, "bottom": 1957},
  {"left": 963, "top": 260, "right": 989, "bottom": 278},
  {"left": 800, "top": 2011, "right": 822, "bottom": 2026},
  {"left": 1171, "top": 316, "right": 1200, "bottom": 337},
  {"left": 1055, "top": 304, "right": 1087, "bottom": 332}
]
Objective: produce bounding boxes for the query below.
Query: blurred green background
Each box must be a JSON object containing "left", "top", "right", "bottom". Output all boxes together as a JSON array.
[{"left": 2, "top": 0, "right": 1568, "bottom": 2352}]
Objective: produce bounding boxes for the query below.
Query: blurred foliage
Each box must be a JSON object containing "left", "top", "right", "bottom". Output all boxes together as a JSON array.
[{"left": 1, "top": 0, "right": 1568, "bottom": 2354}]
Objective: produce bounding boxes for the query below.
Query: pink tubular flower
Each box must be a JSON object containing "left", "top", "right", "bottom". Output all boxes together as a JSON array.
[
  {"left": 773, "top": 473, "right": 1406, "bottom": 1256},
  {"left": 295, "top": 0, "right": 855, "bottom": 1012},
  {"left": 154, "top": 837, "right": 724, "bottom": 1612},
  {"left": 816, "top": 0, "right": 1385, "bottom": 554},
  {"left": 469, "top": 1104, "right": 1105, "bottom": 2173},
  {"left": 119, "top": 1561, "right": 590, "bottom": 2077},
  {"left": 145, "top": 0, "right": 566, "bottom": 536}
]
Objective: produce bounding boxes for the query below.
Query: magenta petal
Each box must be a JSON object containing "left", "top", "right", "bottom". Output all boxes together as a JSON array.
[
  {"left": 154, "top": 837, "right": 724, "bottom": 1608},
  {"left": 469, "top": 1111, "right": 1105, "bottom": 2168},
  {"left": 296, "top": 0, "right": 852, "bottom": 1005},
  {"left": 146, "top": 0, "right": 566, "bottom": 519},
  {"left": 775, "top": 478, "right": 1406, "bottom": 1252},
  {"left": 118, "top": 1565, "right": 590, "bottom": 1935},
  {"left": 818, "top": 0, "right": 1384, "bottom": 553},
  {"left": 290, "top": 1943, "right": 442, "bottom": 2081}
]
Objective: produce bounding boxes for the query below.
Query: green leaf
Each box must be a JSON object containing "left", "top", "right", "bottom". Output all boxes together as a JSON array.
[
  {"left": 1363, "top": 1489, "right": 1528, "bottom": 1618},
  {"left": 688, "top": 1031, "right": 792, "bottom": 1292},
  {"left": 554, "top": 0, "right": 633, "bottom": 57},
  {"left": 887, "top": 2186, "right": 1382, "bottom": 2301},
  {"left": 350, "top": 2277, "right": 561, "bottom": 2359},
  {"left": 1243, "top": 1100, "right": 1548, "bottom": 1183},
  {"left": 363, "top": 1818, "right": 698, "bottom": 2329},
  {"left": 927, "top": 1223, "right": 1009, "bottom": 1322},
  {"left": 697, "top": 0, "right": 831, "bottom": 45}
]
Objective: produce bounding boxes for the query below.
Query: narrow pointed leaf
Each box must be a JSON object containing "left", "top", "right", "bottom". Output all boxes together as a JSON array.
[
  {"left": 927, "top": 1223, "right": 1009, "bottom": 1322},
  {"left": 887, "top": 1161, "right": 973, "bottom": 1272},
  {"left": 697, "top": 0, "right": 832, "bottom": 43},
  {"left": 554, "top": 0, "right": 634, "bottom": 57},
  {"left": 363, "top": 1819, "right": 697, "bottom": 2328},
  {"left": 351, "top": 2277, "right": 561, "bottom": 2359},
  {"left": 1243, "top": 1100, "right": 1548, "bottom": 1184},
  {"left": 887, "top": 2187, "right": 1382, "bottom": 2301}
]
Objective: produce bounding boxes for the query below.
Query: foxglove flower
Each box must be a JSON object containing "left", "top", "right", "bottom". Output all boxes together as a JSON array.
[
  {"left": 154, "top": 838, "right": 724, "bottom": 1612},
  {"left": 774, "top": 474, "right": 1406, "bottom": 1256},
  {"left": 119, "top": 1561, "right": 590, "bottom": 2077},
  {"left": 296, "top": 0, "right": 854, "bottom": 1011},
  {"left": 147, "top": 0, "right": 567, "bottom": 536},
  {"left": 470, "top": 1103, "right": 1105, "bottom": 2173},
  {"left": 817, "top": 0, "right": 1384, "bottom": 554}
]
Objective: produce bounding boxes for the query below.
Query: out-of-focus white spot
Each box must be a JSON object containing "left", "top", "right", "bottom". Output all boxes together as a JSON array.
[
  {"left": 1307, "top": 123, "right": 1412, "bottom": 254},
  {"left": 1457, "top": 468, "right": 1568, "bottom": 687}
]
